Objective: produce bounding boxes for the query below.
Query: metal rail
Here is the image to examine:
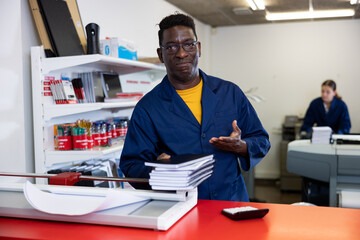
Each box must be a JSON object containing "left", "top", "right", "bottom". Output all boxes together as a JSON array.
[{"left": 0, "top": 172, "right": 149, "bottom": 183}]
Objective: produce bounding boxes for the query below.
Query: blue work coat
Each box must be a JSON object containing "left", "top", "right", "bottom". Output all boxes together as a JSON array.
[
  {"left": 120, "top": 69, "right": 270, "bottom": 201},
  {"left": 300, "top": 97, "right": 351, "bottom": 134}
]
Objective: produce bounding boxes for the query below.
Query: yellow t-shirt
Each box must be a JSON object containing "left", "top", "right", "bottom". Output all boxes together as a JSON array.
[{"left": 176, "top": 79, "right": 203, "bottom": 124}]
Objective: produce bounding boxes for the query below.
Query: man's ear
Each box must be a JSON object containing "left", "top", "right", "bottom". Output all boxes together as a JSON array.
[
  {"left": 157, "top": 48, "right": 164, "bottom": 63},
  {"left": 198, "top": 42, "right": 201, "bottom": 58}
]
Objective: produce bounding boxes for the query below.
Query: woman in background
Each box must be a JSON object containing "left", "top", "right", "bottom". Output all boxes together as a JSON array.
[{"left": 300, "top": 79, "right": 351, "bottom": 135}]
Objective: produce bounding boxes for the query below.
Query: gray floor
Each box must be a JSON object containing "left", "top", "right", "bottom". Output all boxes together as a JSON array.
[{"left": 253, "top": 179, "right": 302, "bottom": 204}]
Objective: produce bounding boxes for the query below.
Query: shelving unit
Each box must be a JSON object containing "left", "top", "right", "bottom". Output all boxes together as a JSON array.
[
  {"left": 40, "top": 53, "right": 165, "bottom": 75},
  {"left": 44, "top": 140, "right": 125, "bottom": 167},
  {"left": 31, "top": 46, "right": 166, "bottom": 181},
  {"left": 43, "top": 101, "right": 138, "bottom": 121}
]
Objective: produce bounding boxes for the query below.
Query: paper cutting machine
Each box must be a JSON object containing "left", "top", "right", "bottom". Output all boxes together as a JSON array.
[{"left": 0, "top": 172, "right": 197, "bottom": 231}]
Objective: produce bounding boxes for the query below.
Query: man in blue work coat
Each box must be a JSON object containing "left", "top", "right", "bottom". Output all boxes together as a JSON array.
[{"left": 120, "top": 13, "right": 270, "bottom": 201}]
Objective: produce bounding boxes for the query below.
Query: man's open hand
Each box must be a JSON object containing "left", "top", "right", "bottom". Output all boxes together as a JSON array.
[{"left": 209, "top": 120, "right": 248, "bottom": 157}]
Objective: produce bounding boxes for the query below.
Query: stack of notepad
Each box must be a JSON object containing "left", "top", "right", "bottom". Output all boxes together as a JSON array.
[
  {"left": 312, "top": 126, "right": 332, "bottom": 144},
  {"left": 145, "top": 154, "right": 215, "bottom": 191}
]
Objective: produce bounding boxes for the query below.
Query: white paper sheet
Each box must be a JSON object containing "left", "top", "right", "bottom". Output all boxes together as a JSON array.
[
  {"left": 153, "top": 158, "right": 215, "bottom": 171},
  {"left": 23, "top": 181, "right": 150, "bottom": 216},
  {"left": 338, "top": 190, "right": 360, "bottom": 208}
]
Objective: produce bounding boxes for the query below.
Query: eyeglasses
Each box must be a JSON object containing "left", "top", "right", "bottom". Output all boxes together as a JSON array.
[{"left": 161, "top": 41, "right": 198, "bottom": 54}]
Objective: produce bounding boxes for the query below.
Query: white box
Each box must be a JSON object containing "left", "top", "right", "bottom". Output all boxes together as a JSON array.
[
  {"left": 100, "top": 38, "right": 118, "bottom": 58},
  {"left": 119, "top": 72, "right": 153, "bottom": 93}
]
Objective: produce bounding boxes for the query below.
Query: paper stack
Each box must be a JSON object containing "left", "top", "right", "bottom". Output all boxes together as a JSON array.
[
  {"left": 145, "top": 154, "right": 215, "bottom": 191},
  {"left": 311, "top": 126, "right": 332, "bottom": 144}
]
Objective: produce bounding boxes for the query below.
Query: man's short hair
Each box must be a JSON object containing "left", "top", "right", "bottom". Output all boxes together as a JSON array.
[{"left": 158, "top": 12, "right": 198, "bottom": 47}]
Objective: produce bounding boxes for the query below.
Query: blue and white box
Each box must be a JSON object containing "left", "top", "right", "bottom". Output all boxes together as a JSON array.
[{"left": 118, "top": 39, "right": 137, "bottom": 61}]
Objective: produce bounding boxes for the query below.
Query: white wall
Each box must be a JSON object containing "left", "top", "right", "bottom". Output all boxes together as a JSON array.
[
  {"left": 77, "top": 0, "right": 212, "bottom": 72},
  {"left": 0, "top": 0, "right": 38, "bottom": 182},
  {"left": 211, "top": 19, "right": 360, "bottom": 178},
  {"left": 22, "top": 0, "right": 40, "bottom": 173}
]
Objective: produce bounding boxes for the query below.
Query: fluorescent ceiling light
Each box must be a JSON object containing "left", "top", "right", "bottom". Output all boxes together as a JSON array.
[
  {"left": 246, "top": 0, "right": 257, "bottom": 10},
  {"left": 246, "top": 0, "right": 265, "bottom": 11},
  {"left": 253, "top": 0, "right": 265, "bottom": 10},
  {"left": 266, "top": 9, "right": 355, "bottom": 21}
]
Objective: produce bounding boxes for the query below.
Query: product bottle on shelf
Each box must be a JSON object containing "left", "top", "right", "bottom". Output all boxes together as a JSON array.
[
  {"left": 93, "top": 122, "right": 102, "bottom": 146},
  {"left": 72, "top": 127, "right": 88, "bottom": 150},
  {"left": 57, "top": 125, "right": 72, "bottom": 150},
  {"left": 100, "top": 122, "right": 107, "bottom": 146}
]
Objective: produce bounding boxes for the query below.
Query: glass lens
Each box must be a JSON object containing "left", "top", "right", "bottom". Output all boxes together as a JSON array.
[
  {"left": 164, "top": 44, "right": 179, "bottom": 53},
  {"left": 163, "top": 41, "right": 197, "bottom": 54},
  {"left": 182, "top": 41, "right": 197, "bottom": 52}
]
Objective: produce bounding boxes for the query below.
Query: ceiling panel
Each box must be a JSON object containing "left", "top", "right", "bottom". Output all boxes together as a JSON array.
[
  {"left": 266, "top": 0, "right": 310, "bottom": 12},
  {"left": 165, "top": 0, "right": 360, "bottom": 26}
]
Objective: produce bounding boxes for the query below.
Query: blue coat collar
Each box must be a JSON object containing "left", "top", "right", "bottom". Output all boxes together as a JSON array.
[
  {"left": 158, "top": 69, "right": 219, "bottom": 131},
  {"left": 321, "top": 97, "right": 339, "bottom": 116}
]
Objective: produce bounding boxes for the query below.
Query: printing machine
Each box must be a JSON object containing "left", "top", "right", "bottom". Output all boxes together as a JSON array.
[{"left": 287, "top": 135, "right": 360, "bottom": 207}]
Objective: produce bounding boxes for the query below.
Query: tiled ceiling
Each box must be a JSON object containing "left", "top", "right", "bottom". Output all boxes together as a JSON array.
[{"left": 165, "top": 0, "right": 360, "bottom": 26}]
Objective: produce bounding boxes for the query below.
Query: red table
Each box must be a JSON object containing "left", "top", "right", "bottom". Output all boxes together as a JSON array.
[{"left": 1, "top": 200, "right": 359, "bottom": 240}]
